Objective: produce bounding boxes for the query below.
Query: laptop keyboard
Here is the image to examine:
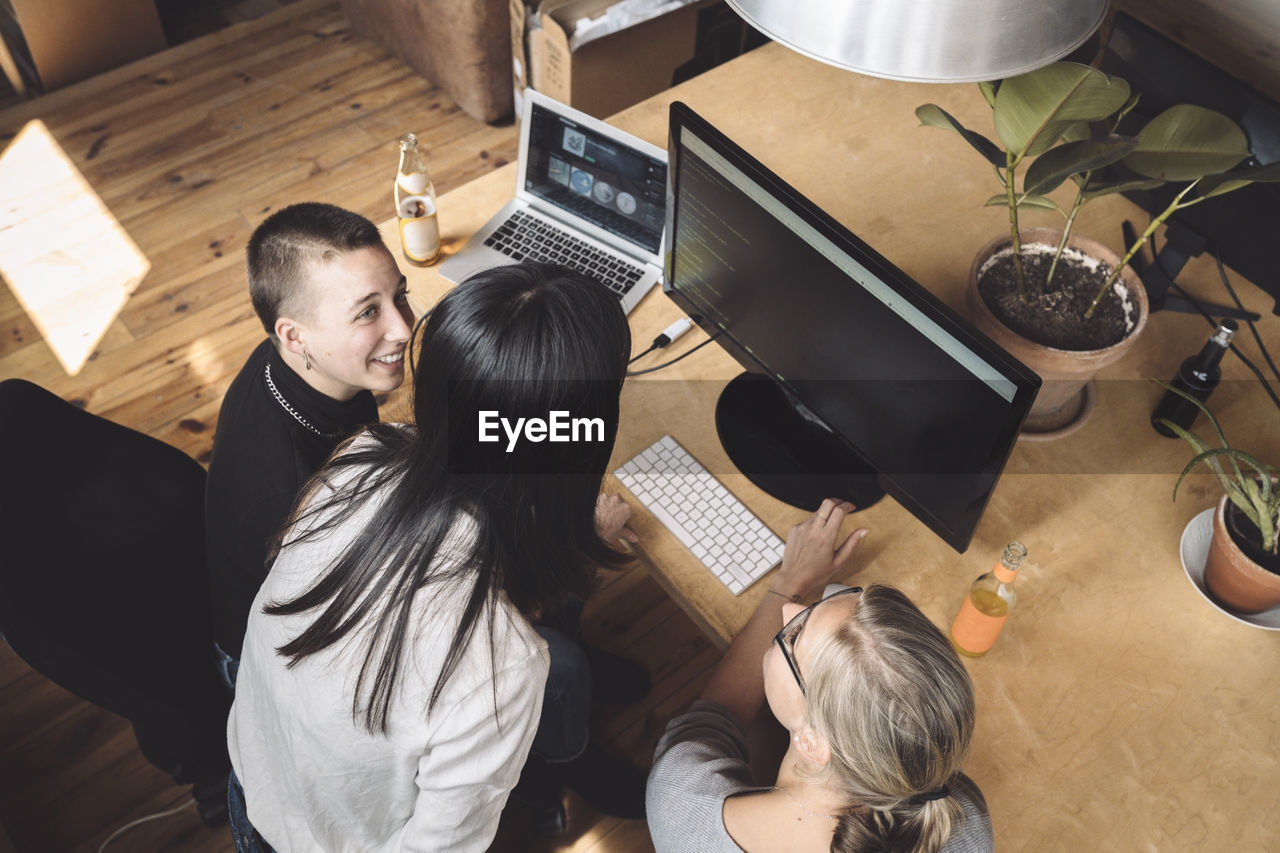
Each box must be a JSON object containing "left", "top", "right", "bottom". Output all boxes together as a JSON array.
[
  {"left": 483, "top": 210, "right": 647, "bottom": 296},
  {"left": 614, "top": 435, "right": 786, "bottom": 596}
]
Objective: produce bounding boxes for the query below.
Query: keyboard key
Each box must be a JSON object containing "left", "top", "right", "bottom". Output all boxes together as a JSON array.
[
  {"left": 614, "top": 436, "right": 784, "bottom": 596},
  {"left": 484, "top": 212, "right": 648, "bottom": 294}
]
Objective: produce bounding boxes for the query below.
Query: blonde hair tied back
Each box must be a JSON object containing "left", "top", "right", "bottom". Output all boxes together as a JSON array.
[{"left": 803, "top": 584, "right": 975, "bottom": 853}]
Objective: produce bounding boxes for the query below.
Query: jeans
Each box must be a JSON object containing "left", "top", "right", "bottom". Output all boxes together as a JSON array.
[
  {"left": 530, "top": 624, "right": 592, "bottom": 763},
  {"left": 228, "top": 769, "right": 277, "bottom": 853},
  {"left": 215, "top": 641, "right": 239, "bottom": 693}
]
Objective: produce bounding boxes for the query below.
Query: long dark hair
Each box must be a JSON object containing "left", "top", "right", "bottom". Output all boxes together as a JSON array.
[{"left": 264, "top": 263, "right": 632, "bottom": 734}]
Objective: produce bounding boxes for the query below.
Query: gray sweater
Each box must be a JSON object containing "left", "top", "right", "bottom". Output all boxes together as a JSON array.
[{"left": 646, "top": 700, "right": 994, "bottom": 853}]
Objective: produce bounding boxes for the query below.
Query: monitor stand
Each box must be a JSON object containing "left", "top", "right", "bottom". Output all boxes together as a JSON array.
[{"left": 715, "top": 372, "right": 885, "bottom": 512}]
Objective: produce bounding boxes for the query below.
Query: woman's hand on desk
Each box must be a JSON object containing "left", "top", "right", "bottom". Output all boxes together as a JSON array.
[
  {"left": 772, "top": 498, "right": 867, "bottom": 600},
  {"left": 697, "top": 499, "right": 867, "bottom": 725},
  {"left": 595, "top": 493, "right": 639, "bottom": 545}
]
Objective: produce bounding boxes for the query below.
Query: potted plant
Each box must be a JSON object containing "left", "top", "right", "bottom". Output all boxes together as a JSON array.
[
  {"left": 917, "top": 62, "right": 1280, "bottom": 434},
  {"left": 1156, "top": 380, "right": 1280, "bottom": 614}
]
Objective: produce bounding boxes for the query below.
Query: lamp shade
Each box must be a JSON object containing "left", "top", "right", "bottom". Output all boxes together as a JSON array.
[{"left": 725, "top": 0, "right": 1109, "bottom": 83}]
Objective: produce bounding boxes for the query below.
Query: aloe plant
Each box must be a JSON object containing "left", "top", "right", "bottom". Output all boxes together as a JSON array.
[
  {"left": 917, "top": 62, "right": 1280, "bottom": 319},
  {"left": 1155, "top": 379, "right": 1279, "bottom": 554}
]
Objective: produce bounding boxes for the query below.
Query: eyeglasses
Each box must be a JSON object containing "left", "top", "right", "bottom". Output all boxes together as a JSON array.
[{"left": 773, "top": 586, "right": 863, "bottom": 695}]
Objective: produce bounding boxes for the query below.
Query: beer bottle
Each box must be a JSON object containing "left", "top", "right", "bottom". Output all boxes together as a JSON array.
[
  {"left": 949, "top": 542, "right": 1026, "bottom": 657},
  {"left": 1151, "top": 320, "right": 1236, "bottom": 437},
  {"left": 395, "top": 133, "right": 439, "bottom": 265}
]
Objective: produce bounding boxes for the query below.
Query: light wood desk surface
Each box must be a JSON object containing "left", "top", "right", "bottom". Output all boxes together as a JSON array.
[{"left": 385, "top": 42, "right": 1280, "bottom": 851}]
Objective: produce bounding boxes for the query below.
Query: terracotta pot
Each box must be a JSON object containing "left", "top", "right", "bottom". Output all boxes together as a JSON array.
[
  {"left": 1204, "top": 495, "right": 1280, "bottom": 614},
  {"left": 966, "top": 228, "right": 1149, "bottom": 435}
]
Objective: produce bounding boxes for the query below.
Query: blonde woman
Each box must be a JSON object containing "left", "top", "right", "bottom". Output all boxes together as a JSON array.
[{"left": 646, "top": 499, "right": 992, "bottom": 853}]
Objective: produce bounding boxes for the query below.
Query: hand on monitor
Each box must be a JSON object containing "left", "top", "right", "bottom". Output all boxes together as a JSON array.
[
  {"left": 773, "top": 499, "right": 867, "bottom": 600},
  {"left": 596, "top": 492, "right": 639, "bottom": 545}
]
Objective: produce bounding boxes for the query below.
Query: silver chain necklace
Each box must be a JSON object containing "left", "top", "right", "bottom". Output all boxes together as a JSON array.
[
  {"left": 771, "top": 786, "right": 837, "bottom": 821},
  {"left": 264, "top": 362, "right": 340, "bottom": 439}
]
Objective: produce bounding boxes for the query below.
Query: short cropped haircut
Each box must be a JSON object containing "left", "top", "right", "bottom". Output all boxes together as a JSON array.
[{"left": 247, "top": 203, "right": 384, "bottom": 340}]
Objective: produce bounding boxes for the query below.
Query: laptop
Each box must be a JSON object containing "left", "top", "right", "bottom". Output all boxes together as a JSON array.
[{"left": 438, "top": 88, "right": 668, "bottom": 314}]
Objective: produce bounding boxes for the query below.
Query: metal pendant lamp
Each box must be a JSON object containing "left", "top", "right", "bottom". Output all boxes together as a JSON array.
[{"left": 725, "top": 0, "right": 1109, "bottom": 83}]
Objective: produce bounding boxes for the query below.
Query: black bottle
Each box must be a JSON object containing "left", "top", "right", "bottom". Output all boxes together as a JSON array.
[{"left": 1151, "top": 320, "right": 1237, "bottom": 437}]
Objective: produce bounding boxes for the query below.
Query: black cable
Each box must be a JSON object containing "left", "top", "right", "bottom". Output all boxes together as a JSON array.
[
  {"left": 1167, "top": 278, "right": 1280, "bottom": 412},
  {"left": 626, "top": 330, "right": 723, "bottom": 376},
  {"left": 412, "top": 303, "right": 711, "bottom": 377},
  {"left": 1213, "top": 253, "right": 1280, "bottom": 385},
  {"left": 630, "top": 319, "right": 700, "bottom": 363},
  {"left": 629, "top": 343, "right": 660, "bottom": 364},
  {"left": 1151, "top": 234, "right": 1280, "bottom": 413}
]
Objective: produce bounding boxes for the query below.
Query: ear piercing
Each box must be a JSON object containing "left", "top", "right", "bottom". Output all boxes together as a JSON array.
[{"left": 303, "top": 349, "right": 313, "bottom": 370}]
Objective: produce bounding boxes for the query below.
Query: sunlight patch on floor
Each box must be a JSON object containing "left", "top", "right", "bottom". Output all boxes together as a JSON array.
[
  {"left": 0, "top": 120, "right": 149, "bottom": 375},
  {"left": 184, "top": 334, "right": 227, "bottom": 388}
]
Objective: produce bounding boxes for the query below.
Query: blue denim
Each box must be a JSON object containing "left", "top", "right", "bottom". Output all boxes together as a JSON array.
[
  {"left": 228, "top": 769, "right": 277, "bottom": 853},
  {"left": 530, "top": 625, "right": 592, "bottom": 763},
  {"left": 214, "top": 641, "right": 239, "bottom": 694}
]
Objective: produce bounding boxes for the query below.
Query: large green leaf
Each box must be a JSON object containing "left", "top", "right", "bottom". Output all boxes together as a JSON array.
[
  {"left": 993, "top": 62, "right": 1131, "bottom": 159},
  {"left": 1124, "top": 105, "right": 1249, "bottom": 180},
  {"left": 978, "top": 80, "right": 998, "bottom": 108},
  {"left": 1023, "top": 136, "right": 1137, "bottom": 195},
  {"left": 916, "top": 104, "right": 1005, "bottom": 168},
  {"left": 1192, "top": 160, "right": 1280, "bottom": 200},
  {"left": 1076, "top": 176, "right": 1163, "bottom": 199},
  {"left": 1060, "top": 122, "right": 1092, "bottom": 144}
]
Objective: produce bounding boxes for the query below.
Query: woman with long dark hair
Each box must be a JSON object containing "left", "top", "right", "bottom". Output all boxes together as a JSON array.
[
  {"left": 226, "top": 263, "right": 635, "bottom": 851},
  {"left": 646, "top": 501, "right": 994, "bottom": 853}
]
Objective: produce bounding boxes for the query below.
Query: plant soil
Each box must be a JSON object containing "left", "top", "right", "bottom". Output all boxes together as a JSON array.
[
  {"left": 978, "top": 243, "right": 1133, "bottom": 351},
  {"left": 1226, "top": 501, "right": 1280, "bottom": 576}
]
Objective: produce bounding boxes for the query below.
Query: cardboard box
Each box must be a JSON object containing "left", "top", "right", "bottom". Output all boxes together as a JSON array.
[
  {"left": 6, "top": 0, "right": 167, "bottom": 93},
  {"left": 511, "top": 0, "right": 718, "bottom": 120}
]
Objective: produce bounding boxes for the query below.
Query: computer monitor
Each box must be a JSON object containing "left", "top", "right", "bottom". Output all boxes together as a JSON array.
[{"left": 663, "top": 102, "right": 1041, "bottom": 553}]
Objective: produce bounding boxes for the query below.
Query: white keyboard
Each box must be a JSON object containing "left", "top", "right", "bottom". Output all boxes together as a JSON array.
[{"left": 614, "top": 435, "right": 786, "bottom": 595}]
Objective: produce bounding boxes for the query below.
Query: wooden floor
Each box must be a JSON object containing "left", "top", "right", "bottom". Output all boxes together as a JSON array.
[{"left": 0, "top": 1, "right": 715, "bottom": 850}]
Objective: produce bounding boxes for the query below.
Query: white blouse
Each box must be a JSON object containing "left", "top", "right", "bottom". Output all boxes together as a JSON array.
[{"left": 228, "top": 468, "right": 548, "bottom": 852}]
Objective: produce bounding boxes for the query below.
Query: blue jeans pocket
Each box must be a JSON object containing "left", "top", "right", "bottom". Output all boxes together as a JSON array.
[{"left": 227, "top": 769, "right": 276, "bottom": 853}]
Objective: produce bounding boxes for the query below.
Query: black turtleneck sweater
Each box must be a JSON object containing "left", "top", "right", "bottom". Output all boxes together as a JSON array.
[{"left": 205, "top": 339, "right": 379, "bottom": 658}]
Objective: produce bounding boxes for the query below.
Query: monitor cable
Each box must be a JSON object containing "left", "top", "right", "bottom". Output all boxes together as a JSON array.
[
  {"left": 629, "top": 318, "right": 694, "bottom": 363},
  {"left": 627, "top": 327, "right": 724, "bottom": 376},
  {"left": 1212, "top": 252, "right": 1280, "bottom": 385},
  {"left": 1150, "top": 233, "right": 1280, "bottom": 413},
  {"left": 414, "top": 308, "right": 717, "bottom": 378}
]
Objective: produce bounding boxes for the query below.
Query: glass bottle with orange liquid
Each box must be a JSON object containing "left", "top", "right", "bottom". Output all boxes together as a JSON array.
[{"left": 949, "top": 542, "right": 1027, "bottom": 657}]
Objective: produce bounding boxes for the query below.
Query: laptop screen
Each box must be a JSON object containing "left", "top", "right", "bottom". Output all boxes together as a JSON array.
[{"left": 524, "top": 101, "right": 667, "bottom": 255}]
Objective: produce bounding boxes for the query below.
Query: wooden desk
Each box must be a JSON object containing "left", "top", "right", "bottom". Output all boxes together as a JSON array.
[{"left": 385, "top": 42, "right": 1280, "bottom": 851}]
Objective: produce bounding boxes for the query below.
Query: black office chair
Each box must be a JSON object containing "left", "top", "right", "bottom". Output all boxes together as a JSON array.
[{"left": 0, "top": 379, "right": 230, "bottom": 825}]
